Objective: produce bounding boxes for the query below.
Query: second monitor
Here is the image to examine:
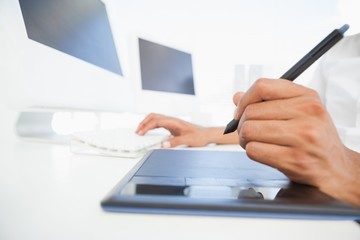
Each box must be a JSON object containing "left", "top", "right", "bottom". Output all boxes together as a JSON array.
[
  {"left": 131, "top": 37, "right": 199, "bottom": 117},
  {"left": 139, "top": 38, "right": 195, "bottom": 95}
]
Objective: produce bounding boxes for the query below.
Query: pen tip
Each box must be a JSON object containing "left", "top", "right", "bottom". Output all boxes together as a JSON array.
[
  {"left": 223, "top": 128, "right": 231, "bottom": 135},
  {"left": 339, "top": 24, "right": 350, "bottom": 34},
  {"left": 223, "top": 119, "right": 239, "bottom": 135}
]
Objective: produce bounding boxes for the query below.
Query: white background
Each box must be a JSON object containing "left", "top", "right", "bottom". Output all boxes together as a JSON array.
[
  {"left": 0, "top": 0, "right": 360, "bottom": 131},
  {"left": 0, "top": 1, "right": 360, "bottom": 239}
]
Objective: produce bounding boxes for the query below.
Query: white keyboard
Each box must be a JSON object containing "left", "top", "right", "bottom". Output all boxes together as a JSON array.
[{"left": 70, "top": 128, "right": 170, "bottom": 158}]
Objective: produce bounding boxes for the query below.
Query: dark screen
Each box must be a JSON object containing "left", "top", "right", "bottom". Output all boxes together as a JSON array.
[
  {"left": 19, "top": 0, "right": 122, "bottom": 75},
  {"left": 139, "top": 38, "right": 195, "bottom": 95}
]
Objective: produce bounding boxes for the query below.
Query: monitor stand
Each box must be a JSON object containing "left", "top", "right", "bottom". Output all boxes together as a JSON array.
[
  {"left": 14, "top": 111, "right": 145, "bottom": 144},
  {"left": 16, "top": 112, "right": 70, "bottom": 144},
  {"left": 15, "top": 111, "right": 212, "bottom": 144}
]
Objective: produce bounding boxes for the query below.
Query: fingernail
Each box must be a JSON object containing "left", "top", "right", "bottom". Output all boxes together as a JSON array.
[
  {"left": 162, "top": 141, "right": 171, "bottom": 148},
  {"left": 137, "top": 130, "right": 143, "bottom": 135}
]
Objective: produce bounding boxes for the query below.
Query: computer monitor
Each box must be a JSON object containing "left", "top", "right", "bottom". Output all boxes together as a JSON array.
[
  {"left": 0, "top": 0, "right": 135, "bottom": 140},
  {"left": 139, "top": 38, "right": 195, "bottom": 95},
  {"left": 129, "top": 37, "right": 199, "bottom": 117}
]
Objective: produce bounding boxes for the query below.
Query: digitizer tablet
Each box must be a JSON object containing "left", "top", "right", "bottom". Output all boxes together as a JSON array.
[{"left": 101, "top": 149, "right": 360, "bottom": 219}]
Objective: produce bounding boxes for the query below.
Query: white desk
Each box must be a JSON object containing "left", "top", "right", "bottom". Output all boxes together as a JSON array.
[{"left": 0, "top": 135, "right": 359, "bottom": 240}]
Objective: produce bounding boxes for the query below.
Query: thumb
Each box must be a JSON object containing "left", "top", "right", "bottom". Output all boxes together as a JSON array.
[
  {"left": 162, "top": 136, "right": 189, "bottom": 148},
  {"left": 233, "top": 91, "right": 245, "bottom": 106}
]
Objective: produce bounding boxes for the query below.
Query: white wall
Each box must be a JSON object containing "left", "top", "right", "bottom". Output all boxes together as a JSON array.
[
  {"left": 0, "top": 0, "right": 358, "bottom": 127},
  {"left": 0, "top": 90, "right": 18, "bottom": 143},
  {"left": 104, "top": 0, "right": 353, "bottom": 123}
]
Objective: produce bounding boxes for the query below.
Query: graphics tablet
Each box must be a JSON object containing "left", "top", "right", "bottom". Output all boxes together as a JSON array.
[{"left": 101, "top": 149, "right": 360, "bottom": 219}]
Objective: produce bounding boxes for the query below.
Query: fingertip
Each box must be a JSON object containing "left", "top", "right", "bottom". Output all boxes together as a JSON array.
[{"left": 135, "top": 126, "right": 141, "bottom": 133}]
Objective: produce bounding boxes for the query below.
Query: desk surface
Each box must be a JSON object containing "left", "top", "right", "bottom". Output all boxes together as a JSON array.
[{"left": 0, "top": 136, "right": 359, "bottom": 240}]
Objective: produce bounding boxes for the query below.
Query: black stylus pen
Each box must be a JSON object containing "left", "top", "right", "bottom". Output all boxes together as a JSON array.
[{"left": 223, "top": 24, "right": 350, "bottom": 135}]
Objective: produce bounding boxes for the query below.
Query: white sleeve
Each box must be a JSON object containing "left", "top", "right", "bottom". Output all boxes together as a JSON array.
[
  {"left": 336, "top": 125, "right": 360, "bottom": 152},
  {"left": 308, "top": 34, "right": 360, "bottom": 153},
  {"left": 307, "top": 57, "right": 327, "bottom": 104}
]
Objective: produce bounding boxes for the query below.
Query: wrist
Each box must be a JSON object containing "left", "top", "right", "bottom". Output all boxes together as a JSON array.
[
  {"left": 204, "top": 127, "right": 220, "bottom": 144},
  {"left": 204, "top": 127, "right": 239, "bottom": 145},
  {"left": 341, "top": 147, "right": 360, "bottom": 208},
  {"left": 321, "top": 146, "right": 360, "bottom": 208}
]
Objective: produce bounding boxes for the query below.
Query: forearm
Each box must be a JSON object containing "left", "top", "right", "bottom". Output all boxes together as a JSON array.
[{"left": 205, "top": 127, "right": 239, "bottom": 145}]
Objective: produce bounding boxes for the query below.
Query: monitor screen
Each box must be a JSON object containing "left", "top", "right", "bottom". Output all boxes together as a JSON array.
[
  {"left": 19, "top": 0, "right": 122, "bottom": 76},
  {"left": 1, "top": 0, "right": 134, "bottom": 113},
  {"left": 129, "top": 37, "right": 198, "bottom": 117},
  {"left": 139, "top": 38, "right": 195, "bottom": 95}
]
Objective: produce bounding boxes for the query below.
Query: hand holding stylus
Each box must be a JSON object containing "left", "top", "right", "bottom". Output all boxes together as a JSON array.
[
  {"left": 231, "top": 78, "right": 360, "bottom": 208},
  {"left": 224, "top": 24, "right": 349, "bottom": 134}
]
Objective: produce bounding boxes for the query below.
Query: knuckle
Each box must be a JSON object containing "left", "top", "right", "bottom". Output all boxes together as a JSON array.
[
  {"left": 253, "top": 78, "right": 275, "bottom": 100},
  {"left": 239, "top": 136, "right": 247, "bottom": 149},
  {"left": 299, "top": 124, "right": 322, "bottom": 145},
  {"left": 306, "top": 100, "right": 327, "bottom": 117},
  {"left": 239, "top": 121, "right": 252, "bottom": 140},
  {"left": 147, "top": 113, "right": 156, "bottom": 119},
  {"left": 242, "top": 105, "right": 255, "bottom": 120},
  {"left": 253, "top": 78, "right": 269, "bottom": 93},
  {"left": 245, "top": 142, "right": 257, "bottom": 159},
  {"left": 296, "top": 97, "right": 327, "bottom": 119}
]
